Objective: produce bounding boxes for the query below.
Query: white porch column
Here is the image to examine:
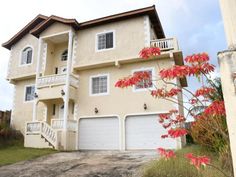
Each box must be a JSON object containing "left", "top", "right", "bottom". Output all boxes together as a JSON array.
[
  {"left": 63, "top": 30, "right": 74, "bottom": 130},
  {"left": 33, "top": 38, "right": 43, "bottom": 121}
]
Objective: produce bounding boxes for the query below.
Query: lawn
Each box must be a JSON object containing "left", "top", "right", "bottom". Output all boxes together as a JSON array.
[
  {"left": 142, "top": 145, "right": 232, "bottom": 177},
  {"left": 0, "top": 140, "right": 56, "bottom": 166}
]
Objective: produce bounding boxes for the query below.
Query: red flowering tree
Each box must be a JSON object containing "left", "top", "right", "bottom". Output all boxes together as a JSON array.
[{"left": 116, "top": 47, "right": 232, "bottom": 176}]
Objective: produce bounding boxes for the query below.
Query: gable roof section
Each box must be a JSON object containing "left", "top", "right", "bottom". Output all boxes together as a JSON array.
[
  {"left": 2, "top": 14, "right": 48, "bottom": 50},
  {"left": 30, "top": 15, "right": 80, "bottom": 37},
  {"left": 2, "top": 5, "right": 165, "bottom": 50},
  {"left": 79, "top": 5, "right": 165, "bottom": 39}
]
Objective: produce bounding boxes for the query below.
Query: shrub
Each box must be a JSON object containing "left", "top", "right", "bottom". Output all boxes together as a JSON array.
[{"left": 142, "top": 146, "right": 229, "bottom": 177}]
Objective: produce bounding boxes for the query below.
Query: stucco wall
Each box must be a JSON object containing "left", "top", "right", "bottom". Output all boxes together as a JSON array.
[
  {"left": 40, "top": 22, "right": 72, "bottom": 38},
  {"left": 76, "top": 58, "right": 176, "bottom": 119},
  {"left": 7, "top": 34, "right": 38, "bottom": 80},
  {"left": 11, "top": 78, "right": 44, "bottom": 134},
  {"left": 44, "top": 42, "right": 68, "bottom": 75},
  {"left": 74, "top": 16, "right": 146, "bottom": 67}
]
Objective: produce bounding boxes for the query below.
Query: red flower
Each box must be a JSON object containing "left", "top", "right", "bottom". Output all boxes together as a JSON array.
[
  {"left": 169, "top": 109, "right": 178, "bottom": 114},
  {"left": 139, "top": 47, "right": 161, "bottom": 59},
  {"left": 185, "top": 153, "right": 210, "bottom": 170},
  {"left": 151, "top": 88, "right": 181, "bottom": 98},
  {"left": 163, "top": 123, "right": 172, "bottom": 129},
  {"left": 185, "top": 53, "right": 209, "bottom": 64},
  {"left": 159, "top": 114, "right": 170, "bottom": 120},
  {"left": 160, "top": 65, "right": 190, "bottom": 79},
  {"left": 157, "top": 148, "right": 176, "bottom": 159},
  {"left": 204, "top": 100, "right": 226, "bottom": 116},
  {"left": 190, "top": 98, "right": 198, "bottom": 105},
  {"left": 168, "top": 128, "right": 187, "bottom": 138},
  {"left": 115, "top": 71, "right": 151, "bottom": 88},
  {"left": 161, "top": 134, "right": 169, "bottom": 139},
  {"left": 195, "top": 87, "right": 216, "bottom": 97}
]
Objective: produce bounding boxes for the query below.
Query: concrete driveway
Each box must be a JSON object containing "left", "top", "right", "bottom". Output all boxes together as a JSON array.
[{"left": 0, "top": 151, "right": 158, "bottom": 177}]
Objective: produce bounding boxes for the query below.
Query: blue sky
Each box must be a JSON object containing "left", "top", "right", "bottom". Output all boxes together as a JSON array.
[{"left": 0, "top": 0, "right": 227, "bottom": 110}]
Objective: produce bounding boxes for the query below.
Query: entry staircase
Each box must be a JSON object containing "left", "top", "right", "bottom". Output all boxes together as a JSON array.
[{"left": 25, "top": 120, "right": 77, "bottom": 149}]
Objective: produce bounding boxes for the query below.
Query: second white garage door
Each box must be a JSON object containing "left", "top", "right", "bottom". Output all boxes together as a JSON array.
[
  {"left": 78, "top": 117, "right": 119, "bottom": 150},
  {"left": 125, "top": 114, "right": 177, "bottom": 150}
]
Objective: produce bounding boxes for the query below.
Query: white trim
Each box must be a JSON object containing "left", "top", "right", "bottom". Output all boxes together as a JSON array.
[
  {"left": 95, "top": 30, "right": 116, "bottom": 52},
  {"left": 41, "top": 30, "right": 71, "bottom": 39},
  {"left": 89, "top": 73, "right": 110, "bottom": 96},
  {"left": 23, "top": 84, "right": 35, "bottom": 103},
  {"left": 131, "top": 67, "right": 155, "bottom": 92},
  {"left": 19, "top": 45, "right": 34, "bottom": 66}
]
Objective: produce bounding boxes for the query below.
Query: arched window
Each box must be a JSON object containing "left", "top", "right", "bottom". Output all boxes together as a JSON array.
[
  {"left": 21, "top": 47, "right": 33, "bottom": 65},
  {"left": 61, "top": 49, "right": 68, "bottom": 61}
]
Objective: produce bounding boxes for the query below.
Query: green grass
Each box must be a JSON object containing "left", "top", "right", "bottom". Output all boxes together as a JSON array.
[
  {"left": 142, "top": 145, "right": 232, "bottom": 177},
  {"left": 0, "top": 140, "right": 56, "bottom": 166}
]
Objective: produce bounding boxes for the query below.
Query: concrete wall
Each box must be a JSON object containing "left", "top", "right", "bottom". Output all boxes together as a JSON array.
[{"left": 218, "top": 50, "right": 236, "bottom": 176}]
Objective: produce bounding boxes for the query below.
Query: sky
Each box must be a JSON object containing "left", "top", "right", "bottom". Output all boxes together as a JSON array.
[{"left": 0, "top": 0, "right": 227, "bottom": 110}]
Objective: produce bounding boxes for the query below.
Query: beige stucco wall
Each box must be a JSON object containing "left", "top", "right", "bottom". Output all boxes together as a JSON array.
[
  {"left": 11, "top": 78, "right": 44, "bottom": 134},
  {"left": 44, "top": 41, "right": 68, "bottom": 75},
  {"left": 40, "top": 22, "right": 72, "bottom": 38},
  {"left": 7, "top": 34, "right": 38, "bottom": 80},
  {"left": 74, "top": 16, "right": 146, "bottom": 67},
  {"left": 77, "top": 58, "right": 176, "bottom": 118}
]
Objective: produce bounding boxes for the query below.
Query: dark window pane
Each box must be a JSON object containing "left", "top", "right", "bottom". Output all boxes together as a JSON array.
[
  {"left": 26, "top": 49, "right": 32, "bottom": 64},
  {"left": 106, "top": 32, "right": 113, "bottom": 48}
]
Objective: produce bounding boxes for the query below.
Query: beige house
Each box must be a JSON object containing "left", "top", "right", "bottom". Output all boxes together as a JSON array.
[{"left": 2, "top": 6, "right": 186, "bottom": 151}]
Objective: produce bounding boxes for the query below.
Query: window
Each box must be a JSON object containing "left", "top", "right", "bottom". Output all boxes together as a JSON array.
[
  {"left": 61, "top": 49, "right": 68, "bottom": 61},
  {"left": 25, "top": 85, "right": 35, "bottom": 102},
  {"left": 21, "top": 47, "right": 33, "bottom": 65},
  {"left": 52, "top": 104, "right": 56, "bottom": 116},
  {"left": 97, "top": 32, "right": 114, "bottom": 50},
  {"left": 90, "top": 74, "right": 109, "bottom": 95},
  {"left": 133, "top": 68, "right": 154, "bottom": 91}
]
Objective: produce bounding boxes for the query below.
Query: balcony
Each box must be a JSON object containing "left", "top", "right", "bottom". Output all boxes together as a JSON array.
[
  {"left": 37, "top": 74, "right": 79, "bottom": 88},
  {"left": 151, "top": 38, "right": 179, "bottom": 51}
]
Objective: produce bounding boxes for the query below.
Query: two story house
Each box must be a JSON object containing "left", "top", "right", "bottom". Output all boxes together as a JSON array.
[{"left": 2, "top": 5, "right": 187, "bottom": 151}]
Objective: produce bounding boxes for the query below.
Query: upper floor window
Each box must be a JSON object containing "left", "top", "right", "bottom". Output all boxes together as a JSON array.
[
  {"left": 90, "top": 74, "right": 109, "bottom": 96},
  {"left": 96, "top": 31, "right": 114, "bottom": 51},
  {"left": 61, "top": 49, "right": 68, "bottom": 61},
  {"left": 21, "top": 47, "right": 33, "bottom": 65},
  {"left": 133, "top": 68, "right": 154, "bottom": 91},
  {"left": 25, "top": 85, "right": 35, "bottom": 102}
]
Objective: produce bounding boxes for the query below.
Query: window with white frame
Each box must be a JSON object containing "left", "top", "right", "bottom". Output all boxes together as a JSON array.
[
  {"left": 97, "top": 32, "right": 114, "bottom": 50},
  {"left": 21, "top": 47, "right": 33, "bottom": 65},
  {"left": 133, "top": 68, "right": 154, "bottom": 91},
  {"left": 61, "top": 49, "right": 68, "bottom": 61},
  {"left": 25, "top": 85, "right": 35, "bottom": 101},
  {"left": 91, "top": 75, "right": 108, "bottom": 95}
]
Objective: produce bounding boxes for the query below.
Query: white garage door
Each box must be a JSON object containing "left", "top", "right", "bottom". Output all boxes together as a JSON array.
[
  {"left": 78, "top": 117, "right": 119, "bottom": 150},
  {"left": 125, "top": 114, "right": 177, "bottom": 150}
]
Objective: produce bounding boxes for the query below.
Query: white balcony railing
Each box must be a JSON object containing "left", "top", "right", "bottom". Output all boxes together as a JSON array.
[
  {"left": 37, "top": 74, "right": 79, "bottom": 88},
  {"left": 151, "top": 38, "right": 179, "bottom": 51},
  {"left": 51, "top": 119, "right": 77, "bottom": 131}
]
